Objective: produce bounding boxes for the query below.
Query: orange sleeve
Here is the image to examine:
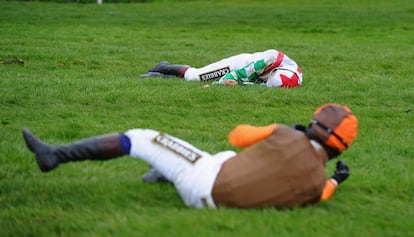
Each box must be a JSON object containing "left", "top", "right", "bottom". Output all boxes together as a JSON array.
[
  {"left": 320, "top": 178, "right": 338, "bottom": 201},
  {"left": 228, "top": 124, "right": 277, "bottom": 147}
]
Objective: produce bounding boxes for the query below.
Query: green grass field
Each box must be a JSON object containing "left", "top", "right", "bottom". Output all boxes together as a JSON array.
[{"left": 1, "top": 0, "right": 413, "bottom": 236}]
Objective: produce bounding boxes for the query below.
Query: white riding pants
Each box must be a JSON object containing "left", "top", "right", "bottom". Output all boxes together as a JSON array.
[{"left": 125, "top": 129, "right": 236, "bottom": 209}]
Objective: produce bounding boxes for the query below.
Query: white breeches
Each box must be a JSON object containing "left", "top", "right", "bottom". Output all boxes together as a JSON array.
[
  {"left": 183, "top": 49, "right": 279, "bottom": 81},
  {"left": 124, "top": 129, "right": 236, "bottom": 209}
]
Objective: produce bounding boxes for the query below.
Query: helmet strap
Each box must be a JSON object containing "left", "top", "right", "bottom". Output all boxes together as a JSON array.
[
  {"left": 310, "top": 120, "right": 348, "bottom": 149},
  {"left": 291, "top": 124, "right": 340, "bottom": 159}
]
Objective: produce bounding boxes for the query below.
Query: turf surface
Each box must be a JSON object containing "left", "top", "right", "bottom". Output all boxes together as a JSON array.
[{"left": 0, "top": 0, "right": 413, "bottom": 236}]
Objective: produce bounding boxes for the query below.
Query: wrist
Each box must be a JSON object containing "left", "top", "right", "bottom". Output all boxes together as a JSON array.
[
  {"left": 329, "top": 178, "right": 339, "bottom": 186},
  {"left": 223, "top": 79, "right": 238, "bottom": 86}
]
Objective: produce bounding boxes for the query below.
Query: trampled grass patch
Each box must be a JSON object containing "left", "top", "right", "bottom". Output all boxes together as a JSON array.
[{"left": 0, "top": 0, "right": 413, "bottom": 236}]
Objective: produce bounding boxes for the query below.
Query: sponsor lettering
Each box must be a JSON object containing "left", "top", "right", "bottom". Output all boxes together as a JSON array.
[
  {"left": 199, "top": 67, "right": 230, "bottom": 81},
  {"left": 153, "top": 133, "right": 202, "bottom": 163}
]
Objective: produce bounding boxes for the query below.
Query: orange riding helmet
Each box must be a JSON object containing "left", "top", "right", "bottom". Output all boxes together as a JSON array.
[{"left": 310, "top": 103, "right": 358, "bottom": 158}]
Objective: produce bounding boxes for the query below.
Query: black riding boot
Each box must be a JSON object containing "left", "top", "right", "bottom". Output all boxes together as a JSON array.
[
  {"left": 22, "top": 128, "right": 124, "bottom": 172},
  {"left": 148, "top": 61, "right": 189, "bottom": 77}
]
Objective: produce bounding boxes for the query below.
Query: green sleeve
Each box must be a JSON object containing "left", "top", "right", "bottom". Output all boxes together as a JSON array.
[{"left": 225, "top": 59, "right": 267, "bottom": 84}]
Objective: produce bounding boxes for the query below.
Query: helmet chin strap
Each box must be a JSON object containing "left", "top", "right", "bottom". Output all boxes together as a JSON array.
[
  {"left": 274, "top": 66, "right": 301, "bottom": 79},
  {"left": 290, "top": 124, "right": 340, "bottom": 159},
  {"left": 307, "top": 122, "right": 341, "bottom": 159}
]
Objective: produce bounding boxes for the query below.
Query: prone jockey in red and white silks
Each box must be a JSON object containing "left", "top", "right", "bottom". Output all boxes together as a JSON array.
[{"left": 140, "top": 49, "right": 302, "bottom": 88}]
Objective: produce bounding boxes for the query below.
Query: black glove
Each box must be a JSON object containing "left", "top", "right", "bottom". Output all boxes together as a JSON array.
[{"left": 331, "top": 160, "right": 350, "bottom": 184}]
